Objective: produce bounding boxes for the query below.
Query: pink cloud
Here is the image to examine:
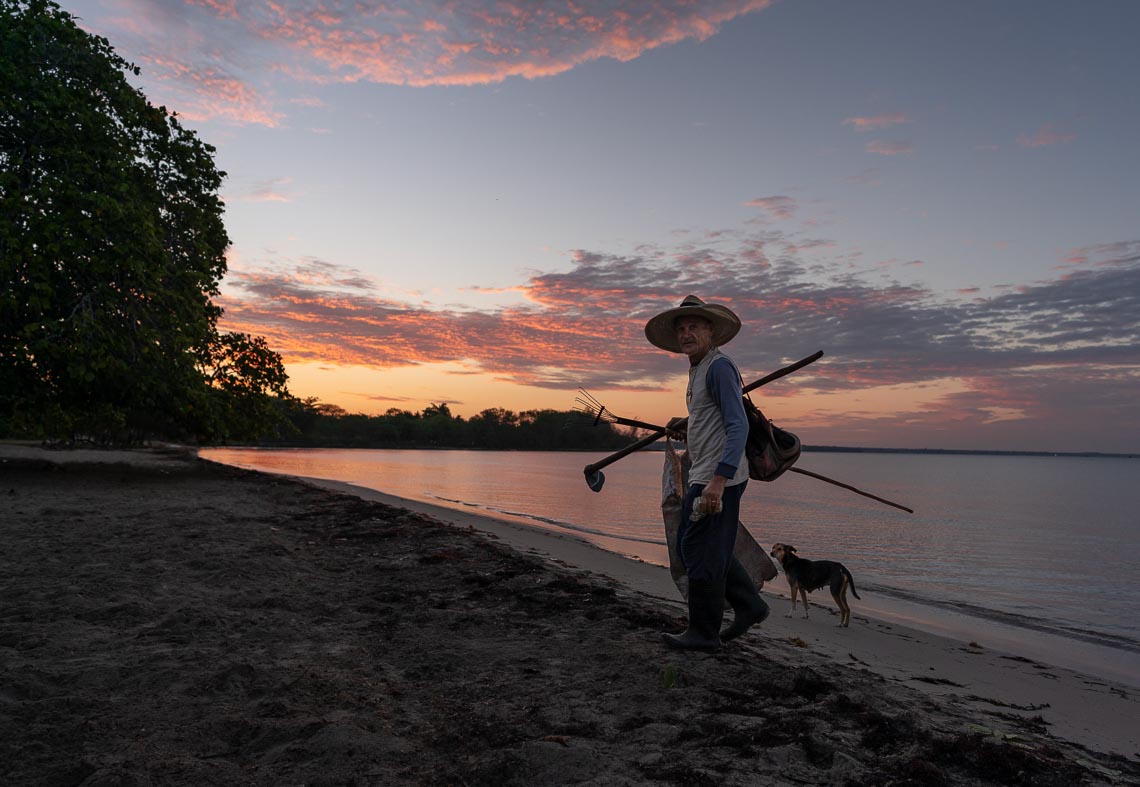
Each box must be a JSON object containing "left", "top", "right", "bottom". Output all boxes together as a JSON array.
[
  {"left": 138, "top": 54, "right": 283, "bottom": 126},
  {"left": 1016, "top": 123, "right": 1076, "bottom": 148},
  {"left": 266, "top": 1, "right": 778, "bottom": 86},
  {"left": 744, "top": 195, "right": 796, "bottom": 220},
  {"left": 187, "top": 0, "right": 239, "bottom": 19},
  {"left": 783, "top": 238, "right": 836, "bottom": 256},
  {"left": 866, "top": 140, "right": 913, "bottom": 156},
  {"left": 842, "top": 113, "right": 908, "bottom": 132},
  {"left": 248, "top": 190, "right": 289, "bottom": 203},
  {"left": 75, "top": 1, "right": 778, "bottom": 126},
  {"left": 240, "top": 177, "right": 294, "bottom": 203},
  {"left": 1060, "top": 241, "right": 1140, "bottom": 269},
  {"left": 845, "top": 168, "right": 882, "bottom": 186}
]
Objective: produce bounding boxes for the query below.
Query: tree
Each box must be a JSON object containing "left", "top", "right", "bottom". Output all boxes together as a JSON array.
[
  {"left": 0, "top": 0, "right": 288, "bottom": 443},
  {"left": 196, "top": 332, "right": 293, "bottom": 441},
  {"left": 468, "top": 407, "right": 519, "bottom": 449}
]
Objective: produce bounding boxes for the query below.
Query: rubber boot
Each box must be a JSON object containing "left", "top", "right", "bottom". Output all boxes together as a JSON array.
[
  {"left": 720, "top": 557, "right": 770, "bottom": 642},
  {"left": 662, "top": 578, "right": 724, "bottom": 652}
]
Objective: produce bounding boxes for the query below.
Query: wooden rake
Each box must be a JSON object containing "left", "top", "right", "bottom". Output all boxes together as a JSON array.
[{"left": 574, "top": 389, "right": 663, "bottom": 434}]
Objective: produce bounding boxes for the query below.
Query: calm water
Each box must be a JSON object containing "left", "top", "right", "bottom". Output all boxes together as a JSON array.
[{"left": 202, "top": 447, "right": 1140, "bottom": 683}]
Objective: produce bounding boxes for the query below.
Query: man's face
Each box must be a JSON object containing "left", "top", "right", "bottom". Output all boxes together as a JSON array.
[{"left": 675, "top": 316, "right": 714, "bottom": 362}]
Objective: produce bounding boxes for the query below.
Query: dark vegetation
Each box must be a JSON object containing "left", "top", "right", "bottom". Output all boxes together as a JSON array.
[
  {"left": 265, "top": 400, "right": 635, "bottom": 451},
  {"left": 1, "top": 0, "right": 292, "bottom": 446}
]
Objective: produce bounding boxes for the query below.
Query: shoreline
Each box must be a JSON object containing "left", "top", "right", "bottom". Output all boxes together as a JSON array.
[
  {"left": 244, "top": 466, "right": 1139, "bottom": 692},
  {"left": 3, "top": 444, "right": 1138, "bottom": 784},
  {"left": 208, "top": 441, "right": 1140, "bottom": 460},
  {"left": 292, "top": 474, "right": 1139, "bottom": 760},
  {"left": 198, "top": 444, "right": 1139, "bottom": 686}
]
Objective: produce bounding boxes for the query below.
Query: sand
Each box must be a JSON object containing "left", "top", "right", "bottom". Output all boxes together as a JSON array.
[{"left": 1, "top": 444, "right": 1137, "bottom": 786}]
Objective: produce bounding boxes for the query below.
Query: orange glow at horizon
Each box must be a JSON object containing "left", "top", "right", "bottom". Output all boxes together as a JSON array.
[
  {"left": 283, "top": 361, "right": 623, "bottom": 418},
  {"left": 283, "top": 361, "right": 998, "bottom": 450}
]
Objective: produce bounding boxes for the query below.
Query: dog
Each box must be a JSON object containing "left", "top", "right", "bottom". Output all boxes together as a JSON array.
[{"left": 768, "top": 543, "right": 861, "bottom": 627}]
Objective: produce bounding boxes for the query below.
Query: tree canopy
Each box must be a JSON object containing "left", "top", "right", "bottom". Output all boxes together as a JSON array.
[
  {"left": 0, "top": 0, "right": 290, "bottom": 444},
  {"left": 262, "top": 401, "right": 637, "bottom": 451}
]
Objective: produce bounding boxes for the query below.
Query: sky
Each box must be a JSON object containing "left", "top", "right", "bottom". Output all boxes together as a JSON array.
[{"left": 60, "top": 0, "right": 1140, "bottom": 453}]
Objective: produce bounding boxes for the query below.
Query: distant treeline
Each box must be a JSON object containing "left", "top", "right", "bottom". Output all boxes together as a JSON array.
[
  {"left": 253, "top": 400, "right": 636, "bottom": 451},
  {"left": 803, "top": 445, "right": 1138, "bottom": 460}
]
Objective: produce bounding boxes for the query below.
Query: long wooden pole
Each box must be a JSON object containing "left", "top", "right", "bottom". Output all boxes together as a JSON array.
[
  {"left": 581, "top": 359, "right": 915, "bottom": 513},
  {"left": 742, "top": 350, "right": 823, "bottom": 395},
  {"left": 583, "top": 429, "right": 669, "bottom": 478},
  {"left": 583, "top": 350, "right": 823, "bottom": 486},
  {"left": 788, "top": 467, "right": 913, "bottom": 513},
  {"left": 593, "top": 411, "right": 914, "bottom": 512}
]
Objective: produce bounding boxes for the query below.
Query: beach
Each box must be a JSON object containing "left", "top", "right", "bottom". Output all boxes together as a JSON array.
[{"left": 1, "top": 445, "right": 1136, "bottom": 786}]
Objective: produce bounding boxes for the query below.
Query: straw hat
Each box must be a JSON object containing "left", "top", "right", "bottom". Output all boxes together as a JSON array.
[{"left": 644, "top": 294, "right": 741, "bottom": 353}]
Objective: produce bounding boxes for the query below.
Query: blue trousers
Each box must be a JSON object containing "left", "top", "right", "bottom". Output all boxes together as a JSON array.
[{"left": 678, "top": 481, "right": 747, "bottom": 583}]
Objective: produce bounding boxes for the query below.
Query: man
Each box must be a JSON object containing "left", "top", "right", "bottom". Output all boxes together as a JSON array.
[{"left": 645, "top": 295, "right": 770, "bottom": 651}]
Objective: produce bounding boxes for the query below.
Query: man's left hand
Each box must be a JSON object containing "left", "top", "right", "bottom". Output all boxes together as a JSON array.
[{"left": 702, "top": 475, "right": 727, "bottom": 514}]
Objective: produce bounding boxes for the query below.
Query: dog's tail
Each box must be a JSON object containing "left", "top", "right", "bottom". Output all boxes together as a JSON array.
[{"left": 845, "top": 568, "right": 861, "bottom": 599}]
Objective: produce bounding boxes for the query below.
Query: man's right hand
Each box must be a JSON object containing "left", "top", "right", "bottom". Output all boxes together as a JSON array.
[{"left": 665, "top": 416, "right": 688, "bottom": 440}]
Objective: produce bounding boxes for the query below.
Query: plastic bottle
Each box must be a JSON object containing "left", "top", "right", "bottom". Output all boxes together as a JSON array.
[{"left": 689, "top": 495, "right": 723, "bottom": 521}]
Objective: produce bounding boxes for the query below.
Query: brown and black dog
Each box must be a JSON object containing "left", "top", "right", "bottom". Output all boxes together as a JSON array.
[{"left": 769, "top": 543, "right": 861, "bottom": 627}]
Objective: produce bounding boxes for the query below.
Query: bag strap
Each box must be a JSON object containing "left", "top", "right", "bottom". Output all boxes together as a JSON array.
[
  {"left": 703, "top": 354, "right": 752, "bottom": 411},
  {"left": 734, "top": 368, "right": 761, "bottom": 414}
]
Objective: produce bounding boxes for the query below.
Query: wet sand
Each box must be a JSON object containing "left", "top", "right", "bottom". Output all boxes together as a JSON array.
[{"left": 1, "top": 445, "right": 1136, "bottom": 785}]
